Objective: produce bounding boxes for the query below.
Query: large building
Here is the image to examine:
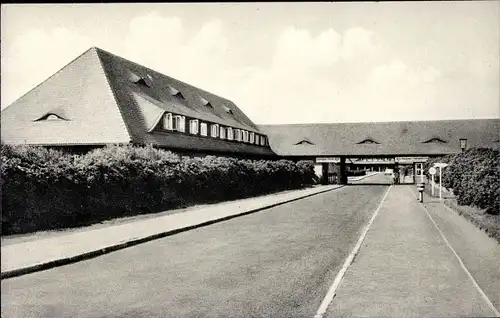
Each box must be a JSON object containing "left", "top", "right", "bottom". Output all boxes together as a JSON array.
[
  {"left": 260, "top": 120, "right": 500, "bottom": 183},
  {"left": 2, "top": 47, "right": 499, "bottom": 184},
  {"left": 0, "top": 47, "right": 275, "bottom": 159}
]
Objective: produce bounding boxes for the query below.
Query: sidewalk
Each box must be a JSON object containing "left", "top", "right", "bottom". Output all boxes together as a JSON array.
[
  {"left": 417, "top": 188, "right": 500, "bottom": 312},
  {"left": 325, "top": 185, "right": 499, "bottom": 317},
  {"left": 348, "top": 171, "right": 380, "bottom": 182},
  {"left": 1, "top": 184, "right": 342, "bottom": 279}
]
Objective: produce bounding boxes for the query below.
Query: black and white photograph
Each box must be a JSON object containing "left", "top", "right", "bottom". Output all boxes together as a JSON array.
[{"left": 1, "top": 2, "right": 499, "bottom": 317}]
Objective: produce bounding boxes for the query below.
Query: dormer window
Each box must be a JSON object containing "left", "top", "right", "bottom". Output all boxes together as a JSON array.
[
  {"left": 34, "top": 113, "right": 68, "bottom": 121},
  {"left": 227, "top": 127, "right": 234, "bottom": 140},
  {"left": 223, "top": 105, "right": 234, "bottom": 115},
  {"left": 357, "top": 138, "right": 380, "bottom": 144},
  {"left": 294, "top": 139, "right": 314, "bottom": 145},
  {"left": 200, "top": 97, "right": 213, "bottom": 108},
  {"left": 167, "top": 85, "right": 185, "bottom": 100},
  {"left": 129, "top": 70, "right": 152, "bottom": 88},
  {"left": 423, "top": 137, "right": 448, "bottom": 144}
]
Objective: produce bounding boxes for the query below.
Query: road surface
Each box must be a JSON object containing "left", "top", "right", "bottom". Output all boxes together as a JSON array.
[{"left": 2, "top": 184, "right": 388, "bottom": 318}]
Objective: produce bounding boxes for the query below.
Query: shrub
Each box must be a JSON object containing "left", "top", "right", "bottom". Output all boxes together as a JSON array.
[
  {"left": 424, "top": 148, "right": 499, "bottom": 215},
  {"left": 1, "top": 144, "right": 316, "bottom": 235}
]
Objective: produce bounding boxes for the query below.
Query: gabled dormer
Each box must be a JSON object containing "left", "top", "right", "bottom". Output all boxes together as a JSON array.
[
  {"left": 128, "top": 71, "right": 151, "bottom": 88},
  {"left": 294, "top": 138, "right": 315, "bottom": 145},
  {"left": 200, "top": 97, "right": 213, "bottom": 108},
  {"left": 223, "top": 105, "right": 234, "bottom": 115}
]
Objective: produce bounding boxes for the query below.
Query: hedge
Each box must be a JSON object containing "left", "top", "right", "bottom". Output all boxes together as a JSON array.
[
  {"left": 1, "top": 144, "right": 317, "bottom": 235},
  {"left": 423, "top": 148, "right": 500, "bottom": 215}
]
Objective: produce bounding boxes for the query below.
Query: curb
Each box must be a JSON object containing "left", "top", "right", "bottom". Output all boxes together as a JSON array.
[{"left": 1, "top": 185, "right": 344, "bottom": 280}]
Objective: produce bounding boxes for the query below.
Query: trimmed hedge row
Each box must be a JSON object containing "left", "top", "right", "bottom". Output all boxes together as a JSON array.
[
  {"left": 424, "top": 148, "right": 500, "bottom": 215},
  {"left": 1, "top": 144, "right": 317, "bottom": 235}
]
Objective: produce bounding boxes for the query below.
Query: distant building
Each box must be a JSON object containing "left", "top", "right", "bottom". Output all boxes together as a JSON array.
[{"left": 259, "top": 120, "right": 500, "bottom": 183}]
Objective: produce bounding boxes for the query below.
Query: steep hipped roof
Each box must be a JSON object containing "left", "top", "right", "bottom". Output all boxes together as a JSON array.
[
  {"left": 259, "top": 119, "right": 500, "bottom": 157},
  {"left": 1, "top": 47, "right": 131, "bottom": 146},
  {"left": 1, "top": 47, "right": 273, "bottom": 156}
]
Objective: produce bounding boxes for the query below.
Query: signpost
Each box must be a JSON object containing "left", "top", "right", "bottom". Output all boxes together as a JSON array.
[
  {"left": 429, "top": 167, "right": 437, "bottom": 196},
  {"left": 433, "top": 163, "right": 448, "bottom": 199},
  {"left": 395, "top": 156, "right": 429, "bottom": 164},
  {"left": 316, "top": 157, "right": 341, "bottom": 163}
]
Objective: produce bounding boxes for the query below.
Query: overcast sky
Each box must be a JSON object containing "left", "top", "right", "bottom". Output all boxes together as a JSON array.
[{"left": 1, "top": 2, "right": 499, "bottom": 124}]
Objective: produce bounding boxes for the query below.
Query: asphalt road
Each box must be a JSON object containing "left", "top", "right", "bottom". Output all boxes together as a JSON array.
[{"left": 2, "top": 184, "right": 388, "bottom": 318}]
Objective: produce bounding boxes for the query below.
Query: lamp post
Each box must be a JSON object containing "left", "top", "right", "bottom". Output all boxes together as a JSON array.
[{"left": 459, "top": 138, "right": 467, "bottom": 152}]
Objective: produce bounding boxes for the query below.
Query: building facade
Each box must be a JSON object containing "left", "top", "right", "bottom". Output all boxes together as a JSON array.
[
  {"left": 1, "top": 47, "right": 275, "bottom": 159},
  {"left": 2, "top": 47, "right": 499, "bottom": 184}
]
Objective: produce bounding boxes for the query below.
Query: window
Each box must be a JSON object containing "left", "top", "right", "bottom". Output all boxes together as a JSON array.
[
  {"left": 200, "top": 123, "right": 208, "bottom": 136},
  {"left": 249, "top": 132, "right": 255, "bottom": 144},
  {"left": 211, "top": 124, "right": 219, "bottom": 138},
  {"left": 255, "top": 135, "right": 260, "bottom": 145},
  {"left": 242, "top": 130, "right": 249, "bottom": 143},
  {"left": 163, "top": 113, "right": 173, "bottom": 130},
  {"left": 189, "top": 119, "right": 199, "bottom": 135},
  {"left": 220, "top": 126, "right": 226, "bottom": 139},
  {"left": 260, "top": 135, "right": 267, "bottom": 146},
  {"left": 227, "top": 127, "right": 234, "bottom": 140},
  {"left": 129, "top": 71, "right": 151, "bottom": 88},
  {"left": 294, "top": 139, "right": 314, "bottom": 145},
  {"left": 173, "top": 115, "right": 185, "bottom": 132},
  {"left": 134, "top": 78, "right": 150, "bottom": 88},
  {"left": 234, "top": 129, "right": 242, "bottom": 142},
  {"left": 357, "top": 138, "right": 380, "bottom": 144}
]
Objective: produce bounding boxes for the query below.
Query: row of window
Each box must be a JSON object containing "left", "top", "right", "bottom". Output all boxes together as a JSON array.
[{"left": 162, "top": 113, "right": 269, "bottom": 146}]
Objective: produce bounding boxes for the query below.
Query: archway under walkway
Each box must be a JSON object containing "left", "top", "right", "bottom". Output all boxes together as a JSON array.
[{"left": 313, "top": 156, "right": 429, "bottom": 186}]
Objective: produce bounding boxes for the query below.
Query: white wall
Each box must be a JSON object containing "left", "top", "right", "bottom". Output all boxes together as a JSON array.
[{"left": 314, "top": 164, "right": 323, "bottom": 179}]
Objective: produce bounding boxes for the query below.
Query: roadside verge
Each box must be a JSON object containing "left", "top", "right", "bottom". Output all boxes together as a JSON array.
[{"left": 2, "top": 184, "right": 343, "bottom": 279}]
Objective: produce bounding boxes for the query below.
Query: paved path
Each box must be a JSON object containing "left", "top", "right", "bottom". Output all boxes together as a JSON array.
[
  {"left": 325, "top": 185, "right": 498, "bottom": 317},
  {"left": 1, "top": 185, "right": 342, "bottom": 277},
  {"left": 2, "top": 185, "right": 388, "bottom": 318},
  {"left": 416, "top": 188, "right": 500, "bottom": 312}
]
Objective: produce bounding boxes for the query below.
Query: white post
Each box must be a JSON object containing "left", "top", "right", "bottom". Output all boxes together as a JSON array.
[
  {"left": 420, "top": 163, "right": 424, "bottom": 183},
  {"left": 431, "top": 174, "right": 435, "bottom": 196},
  {"left": 439, "top": 167, "right": 442, "bottom": 200}
]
